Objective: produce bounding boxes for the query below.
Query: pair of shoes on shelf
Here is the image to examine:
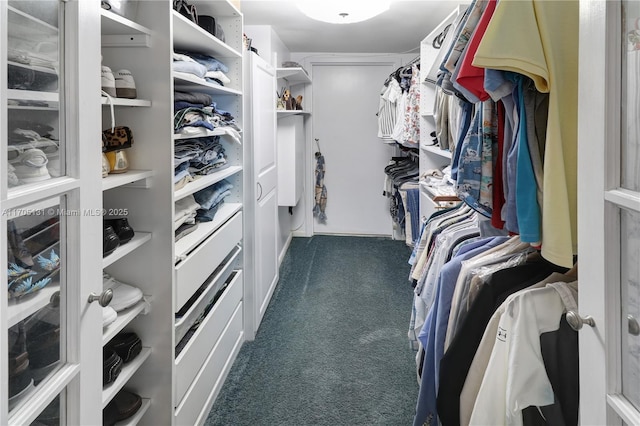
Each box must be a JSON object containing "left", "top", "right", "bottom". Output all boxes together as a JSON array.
[
  {"left": 7, "top": 141, "right": 60, "bottom": 185},
  {"left": 103, "top": 218, "right": 135, "bottom": 257},
  {"left": 103, "top": 331, "right": 142, "bottom": 387},
  {"left": 101, "top": 66, "right": 137, "bottom": 99},
  {"left": 103, "top": 272, "right": 143, "bottom": 312},
  {"left": 103, "top": 389, "right": 142, "bottom": 426},
  {"left": 8, "top": 262, "right": 53, "bottom": 299}
]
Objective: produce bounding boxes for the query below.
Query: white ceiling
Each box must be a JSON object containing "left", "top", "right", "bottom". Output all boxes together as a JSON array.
[{"left": 239, "top": 1, "right": 460, "bottom": 54}]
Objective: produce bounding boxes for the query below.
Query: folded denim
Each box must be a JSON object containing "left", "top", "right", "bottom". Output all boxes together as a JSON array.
[
  {"left": 196, "top": 199, "right": 224, "bottom": 222},
  {"left": 174, "top": 100, "right": 205, "bottom": 111},
  {"left": 194, "top": 180, "right": 233, "bottom": 210},
  {"left": 174, "top": 168, "right": 192, "bottom": 184},
  {"left": 172, "top": 60, "right": 207, "bottom": 78},
  {"left": 180, "top": 51, "right": 229, "bottom": 73},
  {"left": 190, "top": 162, "right": 229, "bottom": 176},
  {"left": 174, "top": 91, "right": 212, "bottom": 106},
  {"left": 174, "top": 107, "right": 215, "bottom": 131}
]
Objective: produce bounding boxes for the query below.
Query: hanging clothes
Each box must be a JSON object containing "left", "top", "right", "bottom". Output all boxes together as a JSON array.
[{"left": 313, "top": 152, "right": 327, "bottom": 223}]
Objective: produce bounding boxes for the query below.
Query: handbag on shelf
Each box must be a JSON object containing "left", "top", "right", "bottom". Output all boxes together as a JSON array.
[
  {"left": 198, "top": 16, "right": 225, "bottom": 43},
  {"left": 173, "top": 0, "right": 198, "bottom": 24},
  {"left": 101, "top": 91, "right": 134, "bottom": 152}
]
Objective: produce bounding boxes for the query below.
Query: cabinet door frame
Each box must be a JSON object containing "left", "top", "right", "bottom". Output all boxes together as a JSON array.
[{"left": 578, "top": 1, "right": 640, "bottom": 424}]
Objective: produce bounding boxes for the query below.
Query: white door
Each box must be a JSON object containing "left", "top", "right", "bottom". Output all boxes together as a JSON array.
[
  {"left": 311, "top": 64, "right": 396, "bottom": 236},
  {"left": 249, "top": 54, "right": 279, "bottom": 334},
  {"left": 578, "top": 1, "right": 640, "bottom": 424},
  {"left": 2, "top": 1, "right": 102, "bottom": 424}
]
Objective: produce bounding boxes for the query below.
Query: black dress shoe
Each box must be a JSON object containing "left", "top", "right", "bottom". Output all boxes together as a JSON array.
[
  {"left": 106, "top": 332, "right": 142, "bottom": 364},
  {"left": 103, "top": 226, "right": 120, "bottom": 257},
  {"left": 103, "top": 348, "right": 123, "bottom": 386},
  {"left": 104, "top": 218, "right": 135, "bottom": 245}
]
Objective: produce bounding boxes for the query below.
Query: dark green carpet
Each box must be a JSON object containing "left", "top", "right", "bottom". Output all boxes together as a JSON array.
[{"left": 206, "top": 235, "right": 418, "bottom": 426}]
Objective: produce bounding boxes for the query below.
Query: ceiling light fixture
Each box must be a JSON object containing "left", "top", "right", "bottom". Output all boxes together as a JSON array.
[{"left": 297, "top": 0, "right": 392, "bottom": 25}]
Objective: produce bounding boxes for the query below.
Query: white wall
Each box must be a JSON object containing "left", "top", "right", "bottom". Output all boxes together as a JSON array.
[
  {"left": 289, "top": 53, "right": 417, "bottom": 237},
  {"left": 244, "top": 25, "right": 290, "bottom": 68}
]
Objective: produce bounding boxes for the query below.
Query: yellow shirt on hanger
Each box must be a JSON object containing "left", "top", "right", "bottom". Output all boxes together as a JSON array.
[{"left": 472, "top": 0, "right": 579, "bottom": 268}]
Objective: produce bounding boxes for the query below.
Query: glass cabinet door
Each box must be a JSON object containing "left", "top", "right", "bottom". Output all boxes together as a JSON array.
[
  {"left": 7, "top": 0, "right": 64, "bottom": 187},
  {"left": 2, "top": 1, "right": 98, "bottom": 424}
]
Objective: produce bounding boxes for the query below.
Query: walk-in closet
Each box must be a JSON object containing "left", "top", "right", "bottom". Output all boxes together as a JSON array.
[{"left": 1, "top": 1, "right": 638, "bottom": 425}]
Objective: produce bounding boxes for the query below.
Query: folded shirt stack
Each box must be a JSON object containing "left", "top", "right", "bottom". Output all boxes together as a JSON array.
[
  {"left": 193, "top": 179, "right": 233, "bottom": 222},
  {"left": 172, "top": 52, "right": 231, "bottom": 86},
  {"left": 173, "top": 92, "right": 241, "bottom": 143},
  {"left": 174, "top": 136, "right": 229, "bottom": 189}
]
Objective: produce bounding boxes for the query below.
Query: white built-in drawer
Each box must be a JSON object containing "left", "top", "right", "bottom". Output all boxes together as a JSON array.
[
  {"left": 174, "top": 211, "right": 242, "bottom": 311},
  {"left": 174, "top": 270, "right": 243, "bottom": 406},
  {"left": 174, "top": 296, "right": 244, "bottom": 426}
]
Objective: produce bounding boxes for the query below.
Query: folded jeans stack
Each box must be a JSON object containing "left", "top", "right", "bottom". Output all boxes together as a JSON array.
[{"left": 193, "top": 179, "right": 233, "bottom": 222}]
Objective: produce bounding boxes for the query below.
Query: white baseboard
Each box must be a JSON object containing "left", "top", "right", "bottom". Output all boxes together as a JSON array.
[{"left": 278, "top": 232, "right": 293, "bottom": 266}]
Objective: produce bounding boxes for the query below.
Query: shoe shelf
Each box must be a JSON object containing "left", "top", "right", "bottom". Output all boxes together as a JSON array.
[
  {"left": 101, "top": 97, "right": 152, "bottom": 108},
  {"left": 7, "top": 89, "right": 58, "bottom": 104},
  {"left": 7, "top": 284, "right": 60, "bottom": 328},
  {"left": 102, "top": 299, "right": 150, "bottom": 345},
  {"left": 172, "top": 11, "right": 241, "bottom": 60},
  {"left": 174, "top": 203, "right": 242, "bottom": 263},
  {"left": 102, "top": 347, "right": 152, "bottom": 408},
  {"left": 421, "top": 144, "right": 453, "bottom": 159},
  {"left": 102, "top": 170, "right": 154, "bottom": 191},
  {"left": 8, "top": 60, "right": 58, "bottom": 76},
  {"left": 276, "top": 68, "right": 311, "bottom": 85},
  {"left": 115, "top": 398, "right": 151, "bottom": 426},
  {"left": 103, "top": 232, "right": 152, "bottom": 268},
  {"left": 7, "top": 5, "right": 58, "bottom": 37},
  {"left": 100, "top": 9, "right": 151, "bottom": 48},
  {"left": 174, "top": 165, "right": 242, "bottom": 202},
  {"left": 173, "top": 72, "right": 242, "bottom": 96}
]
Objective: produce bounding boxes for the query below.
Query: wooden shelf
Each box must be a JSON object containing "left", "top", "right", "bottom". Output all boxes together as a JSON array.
[
  {"left": 102, "top": 347, "right": 152, "bottom": 408},
  {"left": 8, "top": 5, "right": 58, "bottom": 37},
  {"left": 174, "top": 166, "right": 242, "bottom": 201},
  {"left": 421, "top": 144, "right": 453, "bottom": 159},
  {"left": 7, "top": 284, "right": 60, "bottom": 328},
  {"left": 103, "top": 299, "right": 149, "bottom": 345},
  {"left": 115, "top": 398, "right": 151, "bottom": 426},
  {"left": 102, "top": 170, "right": 154, "bottom": 191},
  {"left": 101, "top": 9, "right": 151, "bottom": 47},
  {"left": 173, "top": 72, "right": 242, "bottom": 96},
  {"left": 172, "top": 11, "right": 241, "bottom": 59},
  {"left": 7, "top": 89, "right": 58, "bottom": 104},
  {"left": 103, "top": 232, "right": 152, "bottom": 268},
  {"left": 175, "top": 203, "right": 242, "bottom": 262},
  {"left": 276, "top": 67, "right": 311, "bottom": 84},
  {"left": 101, "top": 97, "right": 152, "bottom": 107},
  {"left": 277, "top": 110, "right": 311, "bottom": 118}
]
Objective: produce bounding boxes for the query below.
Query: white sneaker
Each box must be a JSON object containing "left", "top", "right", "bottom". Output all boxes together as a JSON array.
[
  {"left": 12, "top": 130, "right": 61, "bottom": 177},
  {"left": 8, "top": 145, "right": 51, "bottom": 183},
  {"left": 7, "top": 162, "right": 20, "bottom": 187},
  {"left": 101, "top": 66, "right": 117, "bottom": 97},
  {"left": 103, "top": 306, "right": 118, "bottom": 328},
  {"left": 114, "top": 69, "right": 137, "bottom": 99},
  {"left": 103, "top": 272, "right": 143, "bottom": 312}
]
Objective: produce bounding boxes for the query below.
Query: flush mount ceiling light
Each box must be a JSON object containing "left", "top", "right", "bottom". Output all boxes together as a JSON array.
[{"left": 297, "top": 0, "right": 392, "bottom": 24}]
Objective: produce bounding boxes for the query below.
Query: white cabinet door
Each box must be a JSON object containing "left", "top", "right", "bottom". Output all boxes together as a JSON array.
[
  {"left": 578, "top": 1, "right": 640, "bottom": 424},
  {"left": 248, "top": 53, "right": 279, "bottom": 335},
  {"left": 2, "top": 1, "right": 103, "bottom": 424}
]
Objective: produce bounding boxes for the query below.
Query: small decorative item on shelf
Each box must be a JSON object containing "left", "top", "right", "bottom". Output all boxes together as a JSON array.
[
  {"left": 101, "top": 90, "right": 134, "bottom": 175},
  {"left": 283, "top": 89, "right": 295, "bottom": 110},
  {"left": 295, "top": 95, "right": 303, "bottom": 110}
]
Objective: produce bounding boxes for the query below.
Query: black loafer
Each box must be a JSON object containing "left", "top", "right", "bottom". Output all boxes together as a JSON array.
[
  {"left": 106, "top": 332, "right": 142, "bottom": 364},
  {"left": 103, "top": 226, "right": 120, "bottom": 257},
  {"left": 103, "top": 389, "right": 142, "bottom": 426},
  {"left": 103, "top": 348, "right": 123, "bottom": 386},
  {"left": 104, "top": 218, "right": 135, "bottom": 245}
]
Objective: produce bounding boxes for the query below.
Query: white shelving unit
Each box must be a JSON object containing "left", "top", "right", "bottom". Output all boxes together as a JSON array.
[
  {"left": 276, "top": 67, "right": 311, "bottom": 84},
  {"left": 418, "top": 7, "right": 465, "bottom": 220},
  {"left": 169, "top": 1, "right": 246, "bottom": 424}
]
